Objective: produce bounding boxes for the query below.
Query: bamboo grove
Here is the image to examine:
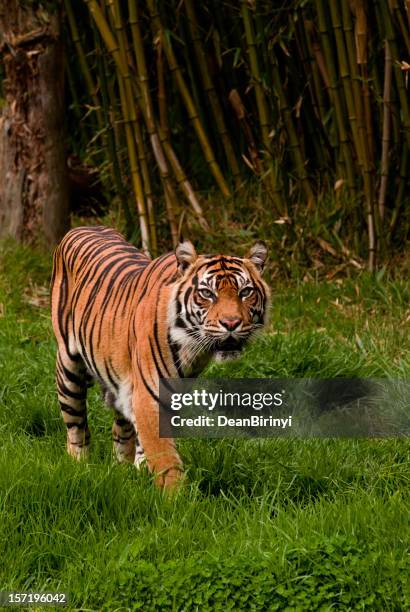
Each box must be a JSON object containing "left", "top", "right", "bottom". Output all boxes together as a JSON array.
[{"left": 64, "top": 0, "right": 410, "bottom": 268}]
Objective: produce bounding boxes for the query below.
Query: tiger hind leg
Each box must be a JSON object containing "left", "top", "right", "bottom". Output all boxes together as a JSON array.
[
  {"left": 56, "top": 348, "right": 90, "bottom": 459},
  {"left": 112, "top": 410, "right": 137, "bottom": 463},
  {"left": 103, "top": 385, "right": 145, "bottom": 466}
]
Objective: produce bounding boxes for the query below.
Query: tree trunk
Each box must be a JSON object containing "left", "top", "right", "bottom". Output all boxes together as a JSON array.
[{"left": 0, "top": 0, "right": 69, "bottom": 247}]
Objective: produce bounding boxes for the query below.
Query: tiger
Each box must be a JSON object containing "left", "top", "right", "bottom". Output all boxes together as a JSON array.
[{"left": 51, "top": 226, "right": 270, "bottom": 489}]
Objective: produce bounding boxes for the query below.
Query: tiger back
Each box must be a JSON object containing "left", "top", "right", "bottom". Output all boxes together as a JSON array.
[{"left": 51, "top": 226, "right": 270, "bottom": 489}]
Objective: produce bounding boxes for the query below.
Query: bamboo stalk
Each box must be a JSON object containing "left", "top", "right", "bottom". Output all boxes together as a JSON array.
[
  {"left": 85, "top": 0, "right": 150, "bottom": 253},
  {"left": 94, "top": 25, "right": 133, "bottom": 233},
  {"left": 389, "top": 0, "right": 410, "bottom": 55},
  {"left": 341, "top": 1, "right": 367, "bottom": 170},
  {"left": 147, "top": 0, "right": 231, "bottom": 198},
  {"left": 378, "top": 40, "right": 392, "bottom": 221},
  {"left": 117, "top": 75, "right": 150, "bottom": 253},
  {"left": 299, "top": 19, "right": 326, "bottom": 124},
  {"left": 112, "top": 0, "right": 157, "bottom": 253},
  {"left": 379, "top": 0, "right": 410, "bottom": 150},
  {"left": 164, "top": 183, "right": 179, "bottom": 248},
  {"left": 298, "top": 19, "right": 330, "bottom": 169},
  {"left": 155, "top": 33, "right": 169, "bottom": 139},
  {"left": 373, "top": 5, "right": 396, "bottom": 157},
  {"left": 185, "top": 0, "right": 241, "bottom": 188},
  {"left": 271, "top": 54, "right": 313, "bottom": 203},
  {"left": 315, "top": 0, "right": 355, "bottom": 193},
  {"left": 351, "top": 0, "right": 377, "bottom": 269},
  {"left": 390, "top": 144, "right": 408, "bottom": 237},
  {"left": 178, "top": 14, "right": 205, "bottom": 130},
  {"left": 341, "top": 0, "right": 372, "bottom": 249},
  {"left": 329, "top": 2, "right": 361, "bottom": 166},
  {"left": 128, "top": 1, "right": 207, "bottom": 232},
  {"left": 228, "top": 89, "right": 261, "bottom": 175},
  {"left": 128, "top": 2, "right": 186, "bottom": 240},
  {"left": 65, "top": 0, "right": 104, "bottom": 135},
  {"left": 283, "top": 14, "right": 320, "bottom": 170},
  {"left": 111, "top": 0, "right": 155, "bottom": 251},
  {"left": 160, "top": 133, "right": 209, "bottom": 230},
  {"left": 240, "top": 0, "right": 284, "bottom": 209},
  {"left": 65, "top": 46, "right": 86, "bottom": 153},
  {"left": 240, "top": 0, "right": 271, "bottom": 153},
  {"left": 352, "top": 0, "right": 374, "bottom": 166}
]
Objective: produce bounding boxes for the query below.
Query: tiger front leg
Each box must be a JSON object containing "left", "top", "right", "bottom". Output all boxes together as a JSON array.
[
  {"left": 56, "top": 348, "right": 90, "bottom": 459},
  {"left": 132, "top": 386, "right": 183, "bottom": 490}
]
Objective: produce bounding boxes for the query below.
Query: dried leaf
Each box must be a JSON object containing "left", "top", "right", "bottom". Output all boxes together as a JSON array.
[
  {"left": 274, "top": 217, "right": 291, "bottom": 225},
  {"left": 317, "top": 237, "right": 338, "bottom": 257}
]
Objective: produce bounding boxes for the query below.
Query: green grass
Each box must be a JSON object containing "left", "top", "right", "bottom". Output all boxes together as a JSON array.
[{"left": 0, "top": 239, "right": 409, "bottom": 611}]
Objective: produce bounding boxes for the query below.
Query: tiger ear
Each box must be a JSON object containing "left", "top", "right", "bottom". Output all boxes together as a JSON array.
[
  {"left": 247, "top": 241, "right": 268, "bottom": 272},
  {"left": 175, "top": 240, "right": 197, "bottom": 275}
]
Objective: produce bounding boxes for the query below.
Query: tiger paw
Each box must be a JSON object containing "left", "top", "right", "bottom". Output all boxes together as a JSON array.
[
  {"left": 67, "top": 442, "right": 90, "bottom": 461},
  {"left": 155, "top": 466, "right": 185, "bottom": 492},
  {"left": 134, "top": 445, "right": 147, "bottom": 469}
]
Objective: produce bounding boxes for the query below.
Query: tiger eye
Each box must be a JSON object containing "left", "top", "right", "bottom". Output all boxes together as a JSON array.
[
  {"left": 199, "top": 288, "right": 215, "bottom": 300},
  {"left": 240, "top": 287, "right": 254, "bottom": 299}
]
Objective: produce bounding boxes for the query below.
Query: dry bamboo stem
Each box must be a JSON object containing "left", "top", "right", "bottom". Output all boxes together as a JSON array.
[
  {"left": 160, "top": 132, "right": 209, "bottom": 230},
  {"left": 378, "top": 40, "right": 392, "bottom": 221},
  {"left": 147, "top": 0, "right": 231, "bottom": 198},
  {"left": 185, "top": 0, "right": 241, "bottom": 188}
]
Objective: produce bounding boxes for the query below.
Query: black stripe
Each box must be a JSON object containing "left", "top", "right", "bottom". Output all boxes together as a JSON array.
[{"left": 60, "top": 402, "right": 86, "bottom": 417}]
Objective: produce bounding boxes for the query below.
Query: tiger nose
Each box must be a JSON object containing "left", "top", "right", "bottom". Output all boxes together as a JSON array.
[{"left": 220, "top": 316, "right": 242, "bottom": 331}]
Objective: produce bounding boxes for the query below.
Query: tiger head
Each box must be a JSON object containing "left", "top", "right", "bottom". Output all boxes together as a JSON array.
[{"left": 170, "top": 241, "right": 270, "bottom": 368}]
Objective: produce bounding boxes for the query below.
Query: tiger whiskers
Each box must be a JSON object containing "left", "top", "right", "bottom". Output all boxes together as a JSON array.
[{"left": 176, "top": 332, "right": 217, "bottom": 371}]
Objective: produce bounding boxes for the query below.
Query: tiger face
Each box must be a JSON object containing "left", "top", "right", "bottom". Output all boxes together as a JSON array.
[{"left": 170, "top": 241, "right": 270, "bottom": 369}]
